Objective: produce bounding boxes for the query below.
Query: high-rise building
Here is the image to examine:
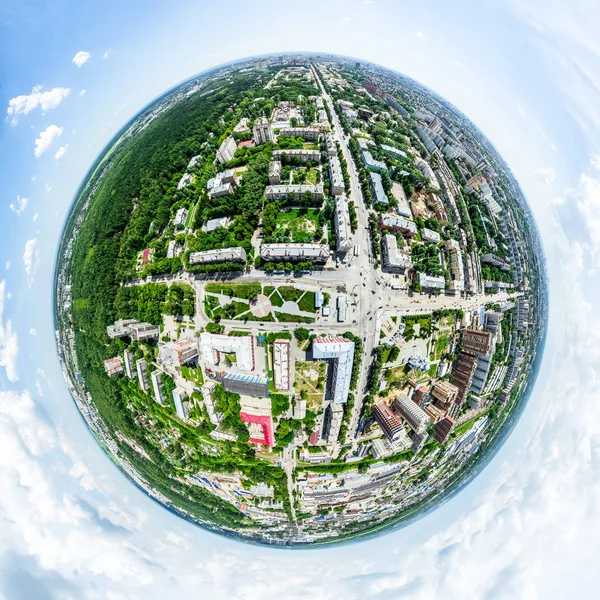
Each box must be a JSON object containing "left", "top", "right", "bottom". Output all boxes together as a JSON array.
[
  {"left": 461, "top": 329, "right": 492, "bottom": 356},
  {"left": 431, "top": 380, "right": 459, "bottom": 408},
  {"left": 136, "top": 358, "right": 149, "bottom": 392},
  {"left": 151, "top": 370, "right": 166, "bottom": 404},
  {"left": 253, "top": 117, "right": 274, "bottom": 145},
  {"left": 123, "top": 350, "right": 135, "bottom": 379},
  {"left": 173, "top": 387, "right": 188, "bottom": 420},
  {"left": 392, "top": 394, "right": 431, "bottom": 434},
  {"left": 312, "top": 337, "right": 355, "bottom": 404},
  {"left": 434, "top": 416, "right": 456, "bottom": 444},
  {"left": 452, "top": 353, "right": 478, "bottom": 407},
  {"left": 216, "top": 135, "right": 237, "bottom": 164},
  {"left": 373, "top": 401, "right": 405, "bottom": 441}
]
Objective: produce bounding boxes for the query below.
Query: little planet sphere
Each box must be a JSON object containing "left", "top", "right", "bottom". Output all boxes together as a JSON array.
[{"left": 55, "top": 53, "right": 547, "bottom": 546}]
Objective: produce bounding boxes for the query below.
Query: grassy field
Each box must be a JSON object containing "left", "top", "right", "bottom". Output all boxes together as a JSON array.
[
  {"left": 275, "top": 312, "right": 314, "bottom": 323},
  {"left": 278, "top": 286, "right": 305, "bottom": 302},
  {"left": 269, "top": 290, "right": 284, "bottom": 307},
  {"left": 204, "top": 282, "right": 261, "bottom": 299},
  {"left": 295, "top": 361, "right": 326, "bottom": 410},
  {"left": 276, "top": 209, "right": 320, "bottom": 244},
  {"left": 297, "top": 291, "right": 316, "bottom": 313}
]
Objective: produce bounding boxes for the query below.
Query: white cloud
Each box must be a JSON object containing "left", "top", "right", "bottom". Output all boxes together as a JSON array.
[
  {"left": 6, "top": 86, "right": 70, "bottom": 124},
  {"left": 22, "top": 238, "right": 39, "bottom": 286},
  {"left": 34, "top": 125, "right": 63, "bottom": 158},
  {"left": 103, "top": 49, "right": 112, "bottom": 59},
  {"left": 72, "top": 50, "right": 91, "bottom": 67},
  {"left": 415, "top": 31, "right": 425, "bottom": 39},
  {"left": 9, "top": 195, "right": 28, "bottom": 215},
  {"left": 54, "top": 145, "right": 69, "bottom": 160},
  {"left": 341, "top": 16, "right": 352, "bottom": 22},
  {"left": 79, "top": 89, "right": 86, "bottom": 96},
  {"left": 45, "top": 181, "right": 53, "bottom": 196},
  {"left": 5, "top": 261, "right": 9, "bottom": 270},
  {"left": 0, "top": 281, "right": 18, "bottom": 382},
  {"left": 535, "top": 166, "right": 556, "bottom": 186},
  {"left": 575, "top": 172, "right": 600, "bottom": 263},
  {"left": 591, "top": 154, "right": 600, "bottom": 170},
  {"left": 33, "top": 213, "right": 39, "bottom": 222},
  {"left": 28, "top": 329, "right": 36, "bottom": 337}
]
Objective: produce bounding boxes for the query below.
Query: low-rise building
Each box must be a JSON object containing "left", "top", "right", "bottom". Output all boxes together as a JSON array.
[
  {"left": 158, "top": 339, "right": 198, "bottom": 368},
  {"left": 107, "top": 319, "right": 160, "bottom": 341},
  {"left": 268, "top": 160, "right": 282, "bottom": 185},
  {"left": 272, "top": 149, "right": 320, "bottom": 164},
  {"left": 222, "top": 373, "right": 269, "bottom": 397},
  {"left": 481, "top": 253, "right": 511, "bottom": 271},
  {"left": 104, "top": 357, "right": 124, "bottom": 377},
  {"left": 369, "top": 172, "right": 389, "bottom": 206},
  {"left": 325, "top": 132, "right": 337, "bottom": 157},
  {"left": 382, "top": 234, "right": 412, "bottom": 271},
  {"left": 380, "top": 214, "right": 417, "bottom": 236},
  {"left": 334, "top": 195, "right": 353, "bottom": 252},
  {"left": 421, "top": 228, "right": 441, "bottom": 243},
  {"left": 273, "top": 339, "right": 291, "bottom": 392},
  {"left": 216, "top": 135, "right": 237, "bottom": 165},
  {"left": 362, "top": 150, "right": 387, "bottom": 173},
  {"left": 260, "top": 243, "right": 329, "bottom": 262},
  {"left": 418, "top": 272, "right": 446, "bottom": 291},
  {"left": 337, "top": 295, "right": 348, "bottom": 322},
  {"left": 201, "top": 333, "right": 255, "bottom": 372},
  {"left": 264, "top": 184, "right": 324, "bottom": 202},
  {"left": 188, "top": 247, "right": 247, "bottom": 265},
  {"left": 277, "top": 127, "right": 320, "bottom": 141},
  {"left": 203, "top": 216, "right": 231, "bottom": 233},
  {"left": 380, "top": 144, "right": 407, "bottom": 160}
]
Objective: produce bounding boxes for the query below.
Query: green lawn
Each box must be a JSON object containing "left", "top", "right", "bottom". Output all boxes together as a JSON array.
[
  {"left": 297, "top": 291, "right": 316, "bottom": 313},
  {"left": 275, "top": 312, "right": 315, "bottom": 324},
  {"left": 269, "top": 290, "right": 284, "bottom": 307},
  {"left": 276, "top": 209, "right": 320, "bottom": 244},
  {"left": 278, "top": 286, "right": 305, "bottom": 302},
  {"left": 204, "top": 283, "right": 261, "bottom": 300}
]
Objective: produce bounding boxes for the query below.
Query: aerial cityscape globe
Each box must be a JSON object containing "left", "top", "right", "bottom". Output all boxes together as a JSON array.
[{"left": 54, "top": 53, "right": 547, "bottom": 546}]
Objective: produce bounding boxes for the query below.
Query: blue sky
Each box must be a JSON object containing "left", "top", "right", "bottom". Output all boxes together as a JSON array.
[{"left": 1, "top": 0, "right": 600, "bottom": 598}]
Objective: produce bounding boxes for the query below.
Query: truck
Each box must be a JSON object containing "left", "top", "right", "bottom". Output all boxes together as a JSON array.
[{"left": 353, "top": 245, "right": 360, "bottom": 257}]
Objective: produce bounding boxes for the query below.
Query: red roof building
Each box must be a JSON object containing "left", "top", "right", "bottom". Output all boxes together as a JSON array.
[
  {"left": 240, "top": 412, "right": 274, "bottom": 447},
  {"left": 238, "top": 140, "right": 255, "bottom": 148}
]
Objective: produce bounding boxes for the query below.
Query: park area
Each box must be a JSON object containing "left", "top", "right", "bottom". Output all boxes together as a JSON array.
[
  {"left": 275, "top": 208, "right": 321, "bottom": 244},
  {"left": 203, "top": 282, "right": 316, "bottom": 324}
]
